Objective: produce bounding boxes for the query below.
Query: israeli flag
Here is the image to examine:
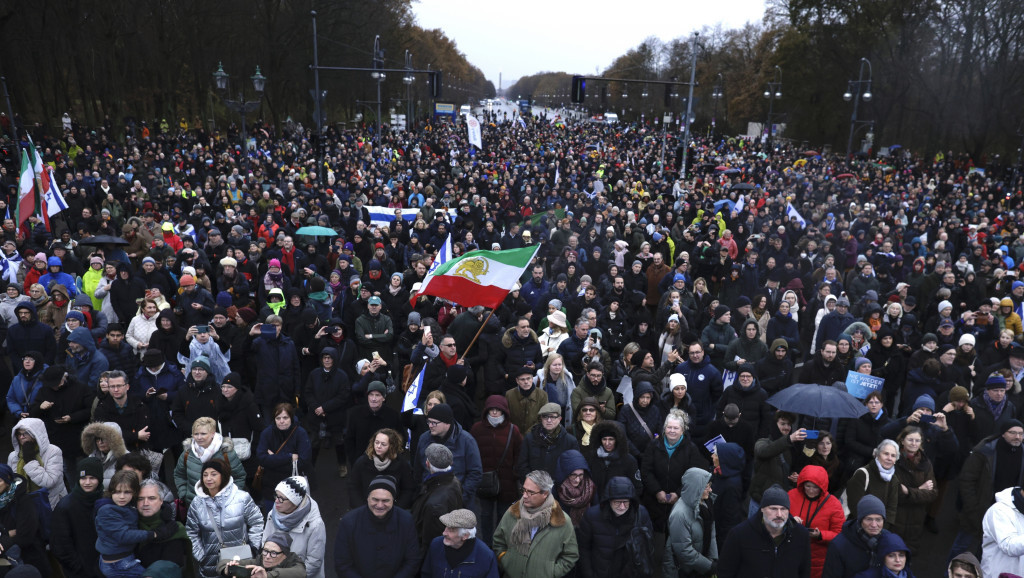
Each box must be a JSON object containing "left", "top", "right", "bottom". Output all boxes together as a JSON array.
[
  {"left": 45, "top": 172, "right": 69, "bottom": 217},
  {"left": 402, "top": 365, "right": 427, "bottom": 413}
]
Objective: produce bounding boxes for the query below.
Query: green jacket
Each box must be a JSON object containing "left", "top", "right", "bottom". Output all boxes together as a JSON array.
[
  {"left": 493, "top": 499, "right": 579, "bottom": 578},
  {"left": 505, "top": 387, "right": 549, "bottom": 435},
  {"left": 354, "top": 312, "right": 393, "bottom": 357},
  {"left": 173, "top": 438, "right": 247, "bottom": 505}
]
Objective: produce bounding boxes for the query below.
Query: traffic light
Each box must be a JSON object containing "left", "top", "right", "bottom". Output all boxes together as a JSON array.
[
  {"left": 571, "top": 75, "right": 586, "bottom": 103},
  {"left": 430, "top": 71, "right": 442, "bottom": 98}
]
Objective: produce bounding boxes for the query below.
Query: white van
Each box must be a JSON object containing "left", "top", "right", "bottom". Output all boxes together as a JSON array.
[
  {"left": 603, "top": 112, "right": 619, "bottom": 124},
  {"left": 460, "top": 104, "right": 472, "bottom": 116}
]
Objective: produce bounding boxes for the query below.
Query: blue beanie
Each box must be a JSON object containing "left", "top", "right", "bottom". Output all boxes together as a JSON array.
[
  {"left": 216, "top": 291, "right": 233, "bottom": 308},
  {"left": 857, "top": 494, "right": 887, "bottom": 521},
  {"left": 986, "top": 374, "right": 1009, "bottom": 389},
  {"left": 66, "top": 310, "right": 86, "bottom": 324},
  {"left": 913, "top": 394, "right": 935, "bottom": 412},
  {"left": 0, "top": 464, "right": 13, "bottom": 485},
  {"left": 1014, "top": 281, "right": 1024, "bottom": 291}
]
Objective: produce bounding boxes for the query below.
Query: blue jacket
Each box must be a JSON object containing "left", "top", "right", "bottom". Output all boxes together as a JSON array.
[
  {"left": 66, "top": 327, "right": 109, "bottom": 387},
  {"left": 674, "top": 357, "right": 723, "bottom": 441},
  {"left": 822, "top": 520, "right": 893, "bottom": 578},
  {"left": 815, "top": 311, "right": 855, "bottom": 351},
  {"left": 414, "top": 422, "right": 483, "bottom": 506},
  {"left": 421, "top": 534, "right": 500, "bottom": 578},
  {"left": 6, "top": 361, "right": 47, "bottom": 416},
  {"left": 39, "top": 257, "right": 79, "bottom": 297},
  {"left": 93, "top": 500, "right": 151, "bottom": 556},
  {"left": 133, "top": 363, "right": 186, "bottom": 405},
  {"left": 521, "top": 277, "right": 551, "bottom": 309}
]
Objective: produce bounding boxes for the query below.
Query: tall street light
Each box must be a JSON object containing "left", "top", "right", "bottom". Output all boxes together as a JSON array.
[
  {"left": 212, "top": 62, "right": 266, "bottom": 167},
  {"left": 680, "top": 32, "right": 698, "bottom": 179},
  {"left": 711, "top": 73, "right": 724, "bottom": 141},
  {"left": 371, "top": 35, "right": 386, "bottom": 146},
  {"left": 763, "top": 65, "right": 782, "bottom": 150},
  {"left": 844, "top": 57, "right": 874, "bottom": 159},
  {"left": 404, "top": 50, "right": 414, "bottom": 130}
]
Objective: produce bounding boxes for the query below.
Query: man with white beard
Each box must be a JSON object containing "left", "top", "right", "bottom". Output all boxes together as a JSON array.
[{"left": 719, "top": 484, "right": 811, "bottom": 578}]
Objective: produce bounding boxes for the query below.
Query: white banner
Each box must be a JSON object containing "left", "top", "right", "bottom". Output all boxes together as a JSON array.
[{"left": 467, "top": 114, "right": 483, "bottom": 149}]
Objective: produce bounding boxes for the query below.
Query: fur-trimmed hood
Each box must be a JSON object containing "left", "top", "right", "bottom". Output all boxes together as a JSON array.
[
  {"left": 507, "top": 498, "right": 568, "bottom": 527},
  {"left": 81, "top": 422, "right": 128, "bottom": 457},
  {"left": 502, "top": 326, "right": 539, "bottom": 347}
]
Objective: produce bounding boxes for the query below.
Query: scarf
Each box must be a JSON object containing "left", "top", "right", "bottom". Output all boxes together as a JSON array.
[
  {"left": 579, "top": 421, "right": 594, "bottom": 446},
  {"left": 902, "top": 450, "right": 922, "bottom": 466},
  {"left": 876, "top": 458, "right": 895, "bottom": 482},
  {"left": 510, "top": 492, "right": 555, "bottom": 554},
  {"left": 855, "top": 525, "right": 880, "bottom": 551},
  {"left": 873, "top": 408, "right": 885, "bottom": 421},
  {"left": 139, "top": 512, "right": 188, "bottom": 542},
  {"left": 272, "top": 495, "right": 312, "bottom": 532},
  {"left": 0, "top": 480, "right": 18, "bottom": 510},
  {"left": 664, "top": 436, "right": 683, "bottom": 458},
  {"left": 882, "top": 568, "right": 907, "bottom": 578},
  {"left": 440, "top": 352, "right": 459, "bottom": 367},
  {"left": 596, "top": 446, "right": 613, "bottom": 460},
  {"left": 558, "top": 477, "right": 595, "bottom": 526},
  {"left": 487, "top": 415, "right": 505, "bottom": 427},
  {"left": 16, "top": 455, "right": 43, "bottom": 492},
  {"left": 71, "top": 481, "right": 104, "bottom": 506},
  {"left": 372, "top": 456, "right": 392, "bottom": 471},
  {"left": 191, "top": 433, "right": 224, "bottom": 463},
  {"left": 267, "top": 299, "right": 286, "bottom": 315},
  {"left": 984, "top": 390, "right": 1009, "bottom": 421}
]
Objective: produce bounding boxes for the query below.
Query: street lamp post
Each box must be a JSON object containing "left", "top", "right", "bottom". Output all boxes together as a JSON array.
[
  {"left": 212, "top": 62, "right": 266, "bottom": 165},
  {"left": 404, "top": 50, "right": 414, "bottom": 130},
  {"left": 711, "top": 73, "right": 723, "bottom": 141},
  {"left": 763, "top": 65, "right": 782, "bottom": 150},
  {"left": 371, "top": 35, "right": 386, "bottom": 146},
  {"left": 681, "top": 32, "right": 698, "bottom": 180},
  {"left": 844, "top": 57, "right": 873, "bottom": 159}
]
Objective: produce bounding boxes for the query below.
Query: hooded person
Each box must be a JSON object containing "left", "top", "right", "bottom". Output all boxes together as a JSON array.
[
  {"left": 469, "top": 394, "right": 524, "bottom": 544},
  {"left": 80, "top": 421, "right": 128, "bottom": 490},
  {"left": 854, "top": 532, "right": 915, "bottom": 578},
  {"left": 6, "top": 351, "right": 47, "bottom": 418},
  {"left": 7, "top": 302, "right": 57, "bottom": 364},
  {"left": 664, "top": 467, "right": 717, "bottom": 578},
  {"left": 617, "top": 380, "right": 664, "bottom": 456},
  {"left": 7, "top": 416, "right": 69, "bottom": 508},
  {"left": 65, "top": 326, "right": 110, "bottom": 387},
  {"left": 303, "top": 346, "right": 351, "bottom": 474},
  {"left": 710, "top": 442, "right": 746, "bottom": 551},
  {"left": 554, "top": 449, "right": 597, "bottom": 526},
  {"left": 946, "top": 552, "right": 982, "bottom": 578},
  {"left": 38, "top": 256, "right": 79, "bottom": 298},
  {"left": 578, "top": 475, "right": 655, "bottom": 578},
  {"left": 788, "top": 464, "right": 845, "bottom": 578},
  {"left": 0, "top": 463, "right": 53, "bottom": 574}
]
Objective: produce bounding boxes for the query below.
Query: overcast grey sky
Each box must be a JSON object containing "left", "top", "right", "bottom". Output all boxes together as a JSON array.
[{"left": 412, "top": 0, "right": 767, "bottom": 89}]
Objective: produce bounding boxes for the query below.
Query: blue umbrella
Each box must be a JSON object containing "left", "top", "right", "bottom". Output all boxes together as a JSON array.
[
  {"left": 294, "top": 226, "right": 339, "bottom": 237},
  {"left": 714, "top": 199, "right": 736, "bottom": 213},
  {"left": 722, "top": 168, "right": 742, "bottom": 175},
  {"left": 766, "top": 383, "right": 867, "bottom": 419}
]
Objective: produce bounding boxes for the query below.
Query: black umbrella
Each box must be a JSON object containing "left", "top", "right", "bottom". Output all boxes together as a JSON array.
[
  {"left": 730, "top": 183, "right": 755, "bottom": 191},
  {"left": 766, "top": 383, "right": 867, "bottom": 419},
  {"left": 78, "top": 235, "right": 129, "bottom": 246}
]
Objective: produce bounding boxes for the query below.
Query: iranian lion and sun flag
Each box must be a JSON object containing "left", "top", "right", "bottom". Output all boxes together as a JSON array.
[
  {"left": 15, "top": 136, "right": 68, "bottom": 233},
  {"left": 402, "top": 238, "right": 541, "bottom": 411}
]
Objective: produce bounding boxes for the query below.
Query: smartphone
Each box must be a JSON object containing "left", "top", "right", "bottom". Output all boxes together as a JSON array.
[
  {"left": 804, "top": 430, "right": 820, "bottom": 440},
  {"left": 260, "top": 324, "right": 277, "bottom": 338},
  {"left": 919, "top": 414, "right": 937, "bottom": 424},
  {"left": 196, "top": 325, "right": 209, "bottom": 334},
  {"left": 423, "top": 326, "right": 431, "bottom": 338}
]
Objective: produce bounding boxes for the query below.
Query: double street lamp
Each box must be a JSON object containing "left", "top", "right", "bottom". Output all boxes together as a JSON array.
[
  {"left": 844, "top": 57, "right": 874, "bottom": 158},
  {"left": 763, "top": 66, "right": 782, "bottom": 149},
  {"left": 212, "top": 62, "right": 266, "bottom": 162},
  {"left": 711, "top": 73, "right": 724, "bottom": 140}
]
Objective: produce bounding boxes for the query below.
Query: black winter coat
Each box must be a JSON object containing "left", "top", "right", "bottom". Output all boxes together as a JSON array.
[
  {"left": 578, "top": 501, "right": 654, "bottom": 578},
  {"left": 170, "top": 377, "right": 220, "bottom": 438},
  {"left": 640, "top": 436, "right": 710, "bottom": 531},
  {"left": 585, "top": 422, "right": 642, "bottom": 500},
  {"left": 716, "top": 380, "right": 773, "bottom": 439},
  {"left": 302, "top": 359, "right": 351, "bottom": 435},
  {"left": 469, "top": 396, "right": 524, "bottom": 505},
  {"left": 719, "top": 514, "right": 811, "bottom": 578},
  {"left": 29, "top": 375, "right": 95, "bottom": 456},
  {"left": 344, "top": 404, "right": 405, "bottom": 468},
  {"left": 411, "top": 471, "right": 464, "bottom": 550},
  {"left": 0, "top": 475, "right": 50, "bottom": 576},
  {"left": 93, "top": 394, "right": 151, "bottom": 451},
  {"left": 842, "top": 411, "right": 891, "bottom": 470},
  {"left": 515, "top": 424, "right": 579, "bottom": 482},
  {"left": 51, "top": 490, "right": 102, "bottom": 577},
  {"left": 347, "top": 453, "right": 416, "bottom": 511},
  {"left": 216, "top": 388, "right": 263, "bottom": 443}
]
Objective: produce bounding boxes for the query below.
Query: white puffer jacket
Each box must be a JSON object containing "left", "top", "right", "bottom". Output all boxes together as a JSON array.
[
  {"left": 6, "top": 417, "right": 68, "bottom": 508},
  {"left": 982, "top": 486, "right": 1024, "bottom": 577},
  {"left": 186, "top": 478, "right": 264, "bottom": 578},
  {"left": 262, "top": 496, "right": 328, "bottom": 578}
]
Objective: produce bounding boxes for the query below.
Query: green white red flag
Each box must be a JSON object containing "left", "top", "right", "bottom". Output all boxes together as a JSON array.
[{"left": 412, "top": 245, "right": 540, "bottom": 309}]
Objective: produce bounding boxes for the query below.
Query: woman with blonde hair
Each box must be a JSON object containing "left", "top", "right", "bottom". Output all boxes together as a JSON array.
[
  {"left": 539, "top": 310, "right": 570, "bottom": 358},
  {"left": 537, "top": 353, "right": 576, "bottom": 423},
  {"left": 126, "top": 298, "right": 160, "bottom": 354},
  {"left": 347, "top": 428, "right": 415, "bottom": 510},
  {"left": 174, "top": 416, "right": 247, "bottom": 507}
]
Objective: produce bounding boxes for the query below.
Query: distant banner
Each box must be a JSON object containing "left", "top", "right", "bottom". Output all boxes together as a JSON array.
[
  {"left": 467, "top": 115, "right": 483, "bottom": 149},
  {"left": 846, "top": 371, "right": 884, "bottom": 400}
]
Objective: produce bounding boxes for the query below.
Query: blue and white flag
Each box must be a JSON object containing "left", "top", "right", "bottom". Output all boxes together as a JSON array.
[
  {"left": 466, "top": 115, "right": 483, "bottom": 150},
  {"left": 402, "top": 365, "right": 427, "bottom": 413},
  {"left": 0, "top": 251, "right": 23, "bottom": 284},
  {"left": 786, "top": 202, "right": 806, "bottom": 229},
  {"left": 517, "top": 116, "right": 527, "bottom": 130},
  {"left": 44, "top": 169, "right": 69, "bottom": 217},
  {"left": 366, "top": 205, "right": 456, "bottom": 228}
]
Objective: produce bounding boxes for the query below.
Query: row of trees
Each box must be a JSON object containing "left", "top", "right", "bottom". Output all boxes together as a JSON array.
[
  {"left": 508, "top": 0, "right": 1024, "bottom": 159},
  {"left": 0, "top": 0, "right": 494, "bottom": 137}
]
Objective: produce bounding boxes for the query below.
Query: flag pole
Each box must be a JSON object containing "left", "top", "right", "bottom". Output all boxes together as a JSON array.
[{"left": 459, "top": 307, "right": 495, "bottom": 363}]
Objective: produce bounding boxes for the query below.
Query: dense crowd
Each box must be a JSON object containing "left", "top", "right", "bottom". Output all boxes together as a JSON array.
[{"left": 0, "top": 110, "right": 1020, "bottom": 578}]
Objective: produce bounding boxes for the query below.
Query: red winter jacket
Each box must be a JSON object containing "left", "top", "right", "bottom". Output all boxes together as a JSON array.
[{"left": 788, "top": 465, "right": 845, "bottom": 578}]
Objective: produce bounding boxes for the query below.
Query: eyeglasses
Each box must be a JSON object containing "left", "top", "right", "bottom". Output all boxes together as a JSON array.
[
  {"left": 260, "top": 549, "right": 283, "bottom": 558},
  {"left": 274, "top": 495, "right": 289, "bottom": 502},
  {"left": 580, "top": 407, "right": 597, "bottom": 413},
  {"left": 522, "top": 488, "right": 546, "bottom": 497},
  {"left": 426, "top": 419, "right": 443, "bottom": 427},
  {"left": 541, "top": 414, "right": 560, "bottom": 421},
  {"left": 568, "top": 472, "right": 584, "bottom": 480},
  {"left": 441, "top": 343, "right": 456, "bottom": 348}
]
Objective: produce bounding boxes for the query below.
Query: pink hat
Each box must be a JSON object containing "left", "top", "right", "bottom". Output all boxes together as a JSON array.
[
  {"left": 34, "top": 252, "right": 46, "bottom": 263},
  {"left": 269, "top": 259, "right": 281, "bottom": 268}
]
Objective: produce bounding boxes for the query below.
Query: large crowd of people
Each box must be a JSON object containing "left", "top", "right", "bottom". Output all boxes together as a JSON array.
[{"left": 0, "top": 108, "right": 1019, "bottom": 578}]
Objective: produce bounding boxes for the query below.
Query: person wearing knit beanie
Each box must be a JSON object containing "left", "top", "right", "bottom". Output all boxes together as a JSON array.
[
  {"left": 77, "top": 456, "right": 105, "bottom": 483},
  {"left": 427, "top": 403, "right": 455, "bottom": 426},
  {"left": 857, "top": 494, "right": 887, "bottom": 522},
  {"left": 760, "top": 484, "right": 791, "bottom": 510},
  {"left": 274, "top": 476, "right": 309, "bottom": 507},
  {"left": 948, "top": 385, "right": 970, "bottom": 405},
  {"left": 714, "top": 304, "right": 731, "bottom": 321}
]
